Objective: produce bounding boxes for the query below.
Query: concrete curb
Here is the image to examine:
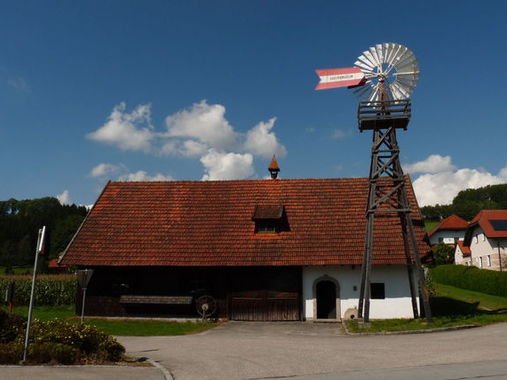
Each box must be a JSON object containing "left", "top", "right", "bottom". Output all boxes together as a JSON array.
[
  {"left": 342, "top": 322, "right": 479, "bottom": 336},
  {"left": 147, "top": 358, "right": 174, "bottom": 380}
]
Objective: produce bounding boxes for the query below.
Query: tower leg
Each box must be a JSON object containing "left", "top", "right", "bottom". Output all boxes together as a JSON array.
[{"left": 358, "top": 214, "right": 374, "bottom": 322}]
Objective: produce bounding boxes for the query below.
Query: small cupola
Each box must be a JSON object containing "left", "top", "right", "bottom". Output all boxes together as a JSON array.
[{"left": 268, "top": 155, "right": 280, "bottom": 179}]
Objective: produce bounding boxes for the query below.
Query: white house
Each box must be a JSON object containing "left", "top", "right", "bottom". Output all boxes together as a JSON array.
[
  {"left": 455, "top": 210, "right": 507, "bottom": 271},
  {"left": 427, "top": 214, "right": 468, "bottom": 246},
  {"left": 60, "top": 160, "right": 429, "bottom": 321}
]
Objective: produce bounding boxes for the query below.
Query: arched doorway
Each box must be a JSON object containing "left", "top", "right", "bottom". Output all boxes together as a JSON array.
[{"left": 316, "top": 280, "right": 337, "bottom": 319}]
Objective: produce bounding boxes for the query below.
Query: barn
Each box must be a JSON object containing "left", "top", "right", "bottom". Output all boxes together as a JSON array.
[{"left": 60, "top": 165, "right": 429, "bottom": 321}]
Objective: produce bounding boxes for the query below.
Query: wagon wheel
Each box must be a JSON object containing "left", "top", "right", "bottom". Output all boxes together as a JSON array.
[{"left": 195, "top": 295, "right": 217, "bottom": 320}]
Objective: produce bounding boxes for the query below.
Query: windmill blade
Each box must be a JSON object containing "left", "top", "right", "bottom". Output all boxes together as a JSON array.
[
  {"left": 383, "top": 43, "right": 396, "bottom": 67},
  {"left": 391, "top": 81, "right": 411, "bottom": 99},
  {"left": 393, "top": 51, "right": 415, "bottom": 71},
  {"left": 358, "top": 49, "right": 378, "bottom": 69},
  {"left": 357, "top": 55, "right": 377, "bottom": 71},
  {"left": 354, "top": 82, "right": 373, "bottom": 97},
  {"left": 376, "top": 44, "right": 384, "bottom": 64},
  {"left": 363, "top": 50, "right": 380, "bottom": 70},
  {"left": 354, "top": 60, "right": 376, "bottom": 73},
  {"left": 369, "top": 47, "right": 381, "bottom": 70}
]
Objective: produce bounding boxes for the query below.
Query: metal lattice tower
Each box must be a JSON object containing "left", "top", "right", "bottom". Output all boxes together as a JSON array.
[
  {"left": 357, "top": 99, "right": 432, "bottom": 323},
  {"left": 314, "top": 42, "right": 432, "bottom": 323}
]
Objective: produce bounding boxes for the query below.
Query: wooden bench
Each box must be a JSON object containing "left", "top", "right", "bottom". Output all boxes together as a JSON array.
[{"left": 119, "top": 295, "right": 193, "bottom": 305}]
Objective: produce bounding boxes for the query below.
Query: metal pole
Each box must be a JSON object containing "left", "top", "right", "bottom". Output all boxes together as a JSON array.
[
  {"left": 80, "top": 288, "right": 87, "bottom": 324},
  {"left": 22, "top": 244, "right": 40, "bottom": 362}
]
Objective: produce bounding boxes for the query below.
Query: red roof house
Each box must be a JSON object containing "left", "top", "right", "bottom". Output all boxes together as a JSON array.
[
  {"left": 61, "top": 176, "right": 429, "bottom": 321},
  {"left": 457, "top": 210, "right": 507, "bottom": 270},
  {"left": 427, "top": 214, "right": 468, "bottom": 246}
]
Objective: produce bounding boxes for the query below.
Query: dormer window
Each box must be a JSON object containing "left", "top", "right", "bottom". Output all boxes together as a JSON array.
[{"left": 252, "top": 205, "right": 285, "bottom": 233}]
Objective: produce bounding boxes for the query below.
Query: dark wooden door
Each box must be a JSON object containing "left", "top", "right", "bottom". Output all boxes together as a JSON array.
[
  {"left": 230, "top": 290, "right": 299, "bottom": 321},
  {"left": 228, "top": 267, "right": 301, "bottom": 321}
]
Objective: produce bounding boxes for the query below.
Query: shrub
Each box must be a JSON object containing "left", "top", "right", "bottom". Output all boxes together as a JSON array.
[
  {"left": 30, "top": 319, "right": 125, "bottom": 363},
  {"left": 0, "top": 310, "right": 125, "bottom": 364},
  {"left": 432, "top": 243, "right": 454, "bottom": 265},
  {"left": 0, "top": 343, "right": 23, "bottom": 364},
  {"left": 430, "top": 264, "right": 507, "bottom": 297},
  {"left": 0, "top": 309, "right": 26, "bottom": 343},
  {"left": 28, "top": 342, "right": 77, "bottom": 365},
  {"left": 0, "top": 275, "right": 76, "bottom": 306}
]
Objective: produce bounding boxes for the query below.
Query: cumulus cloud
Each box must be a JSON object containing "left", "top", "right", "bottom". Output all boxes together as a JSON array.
[
  {"left": 89, "top": 100, "right": 286, "bottom": 179},
  {"left": 404, "top": 154, "right": 456, "bottom": 174},
  {"left": 243, "top": 118, "right": 287, "bottom": 158},
  {"left": 201, "top": 150, "right": 254, "bottom": 180},
  {"left": 8, "top": 77, "right": 31, "bottom": 93},
  {"left": 118, "top": 170, "right": 174, "bottom": 182},
  {"left": 87, "top": 103, "right": 154, "bottom": 152},
  {"left": 165, "top": 101, "right": 237, "bottom": 149},
  {"left": 331, "top": 129, "right": 349, "bottom": 140},
  {"left": 409, "top": 155, "right": 507, "bottom": 206},
  {"left": 90, "top": 163, "right": 122, "bottom": 177},
  {"left": 56, "top": 190, "right": 71, "bottom": 205}
]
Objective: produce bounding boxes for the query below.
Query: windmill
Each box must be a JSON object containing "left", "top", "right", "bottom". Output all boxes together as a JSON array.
[{"left": 315, "top": 43, "right": 432, "bottom": 323}]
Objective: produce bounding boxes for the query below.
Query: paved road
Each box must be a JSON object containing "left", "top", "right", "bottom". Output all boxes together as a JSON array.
[{"left": 119, "top": 321, "right": 507, "bottom": 380}]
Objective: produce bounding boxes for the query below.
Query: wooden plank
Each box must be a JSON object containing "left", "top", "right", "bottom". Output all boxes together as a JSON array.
[{"left": 119, "top": 295, "right": 193, "bottom": 305}]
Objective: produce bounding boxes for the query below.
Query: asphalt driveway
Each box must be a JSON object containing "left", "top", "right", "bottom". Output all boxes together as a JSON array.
[{"left": 119, "top": 321, "right": 507, "bottom": 380}]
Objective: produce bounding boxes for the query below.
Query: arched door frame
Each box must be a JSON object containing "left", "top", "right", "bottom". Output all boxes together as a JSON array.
[{"left": 313, "top": 275, "right": 341, "bottom": 321}]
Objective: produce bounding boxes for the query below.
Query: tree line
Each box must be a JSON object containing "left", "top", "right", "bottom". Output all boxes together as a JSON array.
[
  {"left": 421, "top": 184, "right": 507, "bottom": 222},
  {"left": 0, "top": 197, "right": 87, "bottom": 271}
]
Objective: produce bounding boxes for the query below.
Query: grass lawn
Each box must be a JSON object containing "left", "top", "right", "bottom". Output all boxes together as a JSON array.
[
  {"left": 0, "top": 266, "right": 33, "bottom": 275},
  {"left": 346, "top": 282, "right": 507, "bottom": 333},
  {"left": 424, "top": 220, "right": 439, "bottom": 232},
  {"left": 10, "top": 304, "right": 215, "bottom": 336}
]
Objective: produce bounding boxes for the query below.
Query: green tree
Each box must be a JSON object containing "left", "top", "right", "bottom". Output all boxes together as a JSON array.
[{"left": 433, "top": 243, "right": 455, "bottom": 265}]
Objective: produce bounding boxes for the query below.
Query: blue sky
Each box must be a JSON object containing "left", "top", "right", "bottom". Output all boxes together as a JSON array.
[{"left": 2, "top": 0, "right": 507, "bottom": 206}]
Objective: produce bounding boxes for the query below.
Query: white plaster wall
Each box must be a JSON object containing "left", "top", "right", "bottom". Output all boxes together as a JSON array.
[
  {"left": 454, "top": 245, "right": 468, "bottom": 265},
  {"left": 302, "top": 265, "right": 418, "bottom": 320},
  {"left": 428, "top": 230, "right": 465, "bottom": 245},
  {"left": 469, "top": 226, "right": 507, "bottom": 270}
]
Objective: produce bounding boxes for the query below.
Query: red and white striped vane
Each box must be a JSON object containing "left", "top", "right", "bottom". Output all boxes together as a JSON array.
[{"left": 314, "top": 67, "right": 365, "bottom": 90}]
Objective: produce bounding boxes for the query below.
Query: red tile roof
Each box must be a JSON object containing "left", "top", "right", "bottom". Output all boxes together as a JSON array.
[
  {"left": 427, "top": 214, "right": 468, "bottom": 237},
  {"left": 456, "top": 240, "right": 471, "bottom": 256},
  {"left": 60, "top": 177, "right": 429, "bottom": 267},
  {"left": 468, "top": 210, "right": 507, "bottom": 239}
]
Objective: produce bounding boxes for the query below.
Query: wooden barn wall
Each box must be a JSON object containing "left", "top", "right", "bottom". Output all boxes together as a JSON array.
[{"left": 80, "top": 266, "right": 301, "bottom": 321}]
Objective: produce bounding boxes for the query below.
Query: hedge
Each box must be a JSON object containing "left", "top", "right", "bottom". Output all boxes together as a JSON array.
[
  {"left": 429, "top": 264, "right": 507, "bottom": 298},
  {"left": 0, "top": 275, "right": 76, "bottom": 306}
]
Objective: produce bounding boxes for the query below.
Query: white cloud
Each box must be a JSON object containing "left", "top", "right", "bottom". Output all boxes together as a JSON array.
[
  {"left": 90, "top": 163, "right": 122, "bottom": 177},
  {"left": 404, "top": 154, "right": 456, "bottom": 174},
  {"left": 243, "top": 118, "right": 287, "bottom": 158},
  {"left": 411, "top": 158, "right": 507, "bottom": 206},
  {"left": 89, "top": 100, "right": 287, "bottom": 180},
  {"left": 8, "top": 77, "right": 31, "bottom": 93},
  {"left": 118, "top": 170, "right": 174, "bottom": 182},
  {"left": 87, "top": 103, "right": 154, "bottom": 152},
  {"left": 56, "top": 190, "right": 71, "bottom": 205},
  {"left": 165, "top": 100, "right": 237, "bottom": 149},
  {"left": 201, "top": 150, "right": 254, "bottom": 180},
  {"left": 332, "top": 129, "right": 349, "bottom": 139}
]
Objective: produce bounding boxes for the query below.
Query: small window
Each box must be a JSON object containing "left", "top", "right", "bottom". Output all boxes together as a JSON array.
[
  {"left": 479, "top": 257, "right": 483, "bottom": 268},
  {"left": 256, "top": 220, "right": 277, "bottom": 233},
  {"left": 370, "top": 283, "right": 385, "bottom": 299},
  {"left": 252, "top": 205, "right": 286, "bottom": 234},
  {"left": 487, "top": 255, "right": 491, "bottom": 267}
]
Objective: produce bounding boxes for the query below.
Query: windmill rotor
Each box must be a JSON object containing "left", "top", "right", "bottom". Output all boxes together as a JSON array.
[{"left": 354, "top": 43, "right": 419, "bottom": 102}]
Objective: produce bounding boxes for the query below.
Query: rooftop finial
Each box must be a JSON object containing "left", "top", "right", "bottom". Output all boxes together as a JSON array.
[{"left": 268, "top": 155, "right": 280, "bottom": 179}]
